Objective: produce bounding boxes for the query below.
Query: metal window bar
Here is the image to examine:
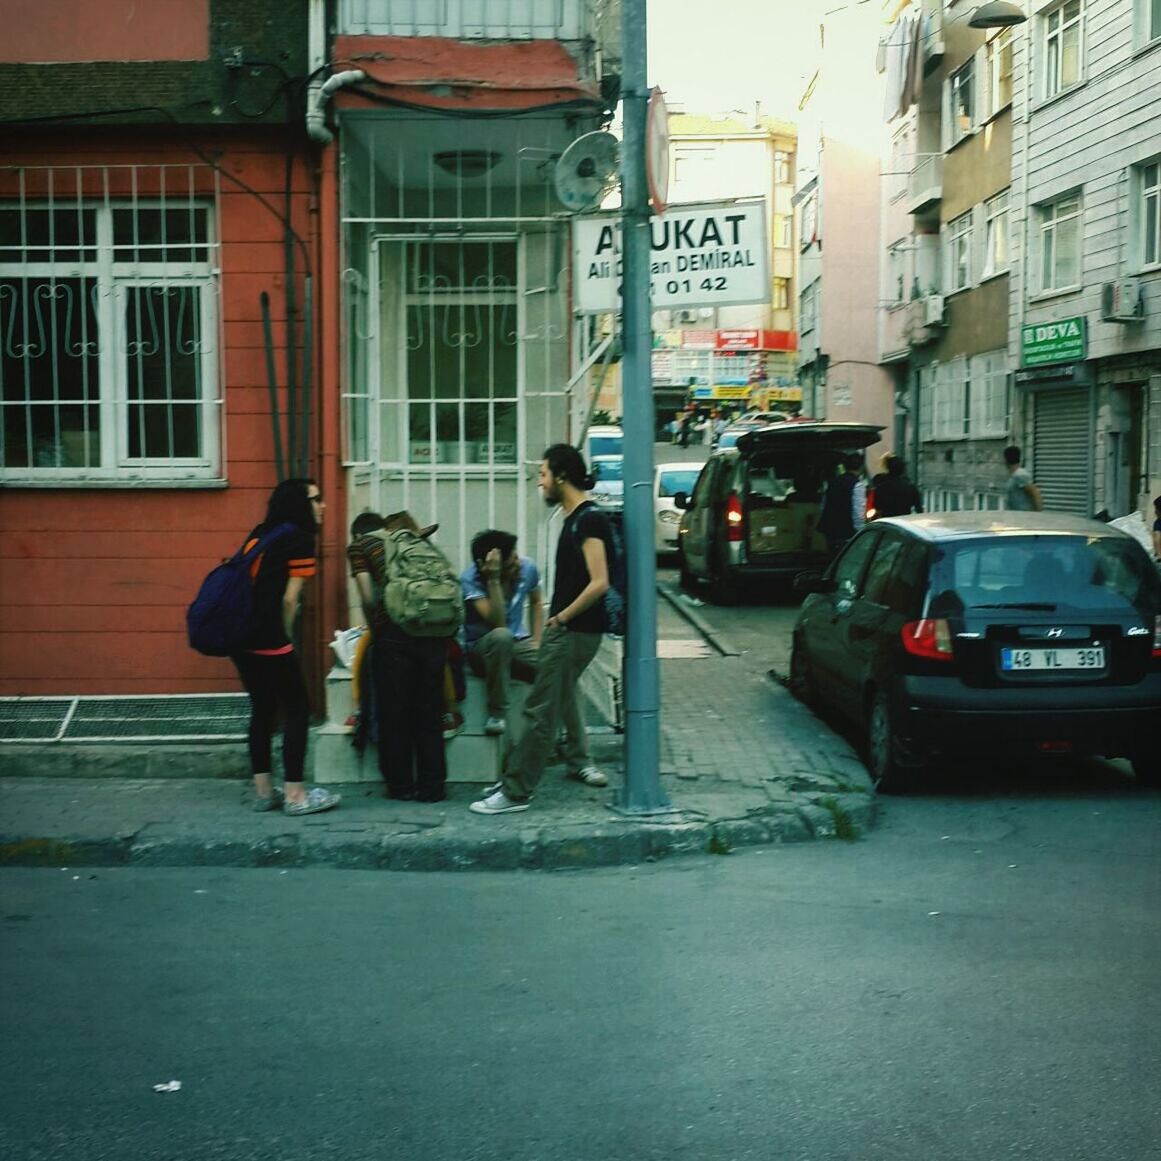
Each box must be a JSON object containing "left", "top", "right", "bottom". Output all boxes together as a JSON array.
[{"left": 0, "top": 164, "right": 221, "bottom": 482}]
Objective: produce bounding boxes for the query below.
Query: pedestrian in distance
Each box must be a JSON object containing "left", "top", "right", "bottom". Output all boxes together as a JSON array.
[
  {"left": 871, "top": 453, "right": 923, "bottom": 518},
  {"left": 817, "top": 452, "right": 865, "bottom": 553},
  {"left": 232, "top": 479, "right": 340, "bottom": 815},
  {"left": 470, "top": 445, "right": 614, "bottom": 815},
  {"left": 1152, "top": 495, "right": 1161, "bottom": 562},
  {"left": 348, "top": 510, "right": 450, "bottom": 802},
  {"left": 461, "top": 529, "right": 598, "bottom": 780},
  {"left": 1003, "top": 445, "right": 1043, "bottom": 511}
]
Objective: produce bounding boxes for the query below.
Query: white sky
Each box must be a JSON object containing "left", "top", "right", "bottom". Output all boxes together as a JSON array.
[{"left": 646, "top": 0, "right": 840, "bottom": 120}]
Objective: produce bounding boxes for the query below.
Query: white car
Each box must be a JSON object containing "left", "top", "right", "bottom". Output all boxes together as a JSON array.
[
  {"left": 590, "top": 454, "right": 624, "bottom": 518},
  {"left": 584, "top": 425, "right": 623, "bottom": 463},
  {"left": 654, "top": 462, "right": 702, "bottom": 553}
]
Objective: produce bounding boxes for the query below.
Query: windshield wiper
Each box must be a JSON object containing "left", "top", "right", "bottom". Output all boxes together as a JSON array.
[{"left": 969, "top": 602, "right": 1058, "bottom": 611}]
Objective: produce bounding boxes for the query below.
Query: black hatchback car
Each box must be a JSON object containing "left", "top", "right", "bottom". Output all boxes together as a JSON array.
[{"left": 790, "top": 512, "right": 1161, "bottom": 790}]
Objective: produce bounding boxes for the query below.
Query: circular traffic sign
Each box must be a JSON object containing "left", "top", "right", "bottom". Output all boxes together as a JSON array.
[{"left": 646, "top": 87, "right": 670, "bottom": 216}]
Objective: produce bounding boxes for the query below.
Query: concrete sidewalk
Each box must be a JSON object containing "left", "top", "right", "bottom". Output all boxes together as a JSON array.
[{"left": 0, "top": 599, "right": 877, "bottom": 871}]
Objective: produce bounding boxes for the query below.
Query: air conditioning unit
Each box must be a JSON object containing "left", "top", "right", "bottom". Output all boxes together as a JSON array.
[
  {"left": 923, "top": 294, "right": 946, "bottom": 326},
  {"left": 675, "top": 309, "right": 699, "bottom": 325},
  {"left": 1101, "top": 278, "right": 1144, "bottom": 322}
]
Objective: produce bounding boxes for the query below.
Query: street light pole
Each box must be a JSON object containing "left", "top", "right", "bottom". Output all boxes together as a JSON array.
[{"left": 611, "top": 0, "right": 673, "bottom": 816}]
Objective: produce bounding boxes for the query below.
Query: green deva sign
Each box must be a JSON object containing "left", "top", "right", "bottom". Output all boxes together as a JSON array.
[{"left": 1021, "top": 316, "right": 1087, "bottom": 367}]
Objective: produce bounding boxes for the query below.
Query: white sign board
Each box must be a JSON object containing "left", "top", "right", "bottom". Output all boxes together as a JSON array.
[{"left": 572, "top": 199, "right": 768, "bottom": 314}]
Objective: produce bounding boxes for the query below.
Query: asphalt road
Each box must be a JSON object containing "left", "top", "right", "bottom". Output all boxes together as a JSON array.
[{"left": 3, "top": 798, "right": 1159, "bottom": 1161}]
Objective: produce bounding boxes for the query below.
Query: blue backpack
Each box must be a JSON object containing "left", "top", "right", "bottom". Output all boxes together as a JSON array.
[
  {"left": 570, "top": 505, "right": 627, "bottom": 637},
  {"left": 186, "top": 523, "right": 296, "bottom": 656}
]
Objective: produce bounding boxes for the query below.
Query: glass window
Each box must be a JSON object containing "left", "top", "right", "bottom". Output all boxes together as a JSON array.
[
  {"left": 1152, "top": 0, "right": 1161, "bottom": 41},
  {"left": 969, "top": 350, "right": 1009, "bottom": 439},
  {"left": 887, "top": 240, "right": 907, "bottom": 303},
  {"left": 949, "top": 59, "right": 976, "bottom": 146},
  {"left": 863, "top": 535, "right": 905, "bottom": 606},
  {"left": 982, "top": 190, "right": 1010, "bottom": 278},
  {"left": 772, "top": 276, "right": 790, "bottom": 310},
  {"left": 986, "top": 28, "right": 1014, "bottom": 117},
  {"left": 658, "top": 468, "right": 700, "bottom": 498},
  {"left": 774, "top": 214, "right": 793, "bottom": 249},
  {"left": 1140, "top": 162, "right": 1160, "bottom": 268},
  {"left": 947, "top": 212, "right": 973, "bottom": 292},
  {"left": 691, "top": 461, "right": 715, "bottom": 506},
  {"left": 1039, "top": 195, "right": 1082, "bottom": 290},
  {"left": 0, "top": 186, "right": 219, "bottom": 481},
  {"left": 833, "top": 530, "right": 879, "bottom": 599},
  {"left": 774, "top": 151, "right": 791, "bottom": 185},
  {"left": 1044, "top": 0, "right": 1083, "bottom": 99}
]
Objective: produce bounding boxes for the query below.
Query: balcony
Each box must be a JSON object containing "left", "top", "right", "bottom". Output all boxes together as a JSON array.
[
  {"left": 907, "top": 153, "right": 942, "bottom": 216},
  {"left": 902, "top": 295, "right": 947, "bottom": 348},
  {"left": 920, "top": 2, "right": 945, "bottom": 73},
  {"left": 340, "top": 0, "right": 597, "bottom": 40}
]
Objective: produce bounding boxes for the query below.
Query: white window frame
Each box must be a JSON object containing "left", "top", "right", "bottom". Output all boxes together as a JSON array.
[
  {"left": 946, "top": 211, "right": 974, "bottom": 293},
  {"left": 1036, "top": 194, "right": 1083, "bottom": 293},
  {"left": 1136, "top": 0, "right": 1161, "bottom": 45},
  {"left": 917, "top": 363, "right": 935, "bottom": 443},
  {"left": 772, "top": 276, "right": 790, "bottom": 311},
  {"left": 1137, "top": 160, "right": 1161, "bottom": 270},
  {"left": 985, "top": 28, "right": 1013, "bottom": 118},
  {"left": 1042, "top": 0, "right": 1083, "bottom": 101},
  {"left": 886, "top": 239, "right": 908, "bottom": 305},
  {"left": 981, "top": 190, "right": 1010, "bottom": 279},
  {"left": 799, "top": 280, "right": 819, "bottom": 334},
  {"left": 932, "top": 356, "right": 969, "bottom": 440},
  {"left": 946, "top": 57, "right": 977, "bottom": 148},
  {"left": 773, "top": 151, "right": 791, "bottom": 185},
  {"left": 969, "top": 350, "right": 1009, "bottom": 438},
  {"left": 0, "top": 196, "right": 220, "bottom": 484},
  {"left": 774, "top": 213, "right": 793, "bottom": 249}
]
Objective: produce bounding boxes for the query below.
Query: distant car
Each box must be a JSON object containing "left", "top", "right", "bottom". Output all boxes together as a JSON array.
[
  {"left": 790, "top": 511, "right": 1161, "bottom": 791},
  {"left": 584, "top": 425, "right": 623, "bottom": 462},
  {"left": 675, "top": 421, "right": 883, "bottom": 603},
  {"left": 714, "top": 428, "right": 751, "bottom": 450},
  {"left": 654, "top": 463, "right": 702, "bottom": 553},
  {"left": 590, "top": 454, "right": 624, "bottom": 520}
]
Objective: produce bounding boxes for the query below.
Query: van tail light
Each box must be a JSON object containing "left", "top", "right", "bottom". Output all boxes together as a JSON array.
[
  {"left": 725, "top": 492, "right": 744, "bottom": 542},
  {"left": 866, "top": 488, "right": 877, "bottom": 521},
  {"left": 901, "top": 618, "right": 954, "bottom": 661},
  {"left": 1153, "top": 614, "right": 1161, "bottom": 659}
]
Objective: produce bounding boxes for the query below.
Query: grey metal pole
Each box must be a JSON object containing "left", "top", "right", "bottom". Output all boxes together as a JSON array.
[{"left": 612, "top": 0, "right": 673, "bottom": 816}]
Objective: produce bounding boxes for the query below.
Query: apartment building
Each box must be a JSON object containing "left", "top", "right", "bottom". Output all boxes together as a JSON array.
[
  {"left": 795, "top": 3, "right": 895, "bottom": 455},
  {"left": 645, "top": 112, "right": 799, "bottom": 429}
]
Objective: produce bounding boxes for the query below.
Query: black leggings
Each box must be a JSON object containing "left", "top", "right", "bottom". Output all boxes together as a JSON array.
[{"left": 231, "top": 651, "right": 310, "bottom": 783}]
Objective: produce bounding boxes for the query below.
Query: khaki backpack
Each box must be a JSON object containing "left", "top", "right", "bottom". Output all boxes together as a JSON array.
[{"left": 374, "top": 528, "right": 464, "bottom": 638}]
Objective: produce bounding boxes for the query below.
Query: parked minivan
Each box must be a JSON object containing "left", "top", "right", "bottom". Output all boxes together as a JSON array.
[
  {"left": 675, "top": 421, "right": 882, "bottom": 603},
  {"left": 583, "top": 425, "right": 623, "bottom": 462}
]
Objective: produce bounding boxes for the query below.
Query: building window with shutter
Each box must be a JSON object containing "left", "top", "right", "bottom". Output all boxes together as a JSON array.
[
  {"left": 985, "top": 29, "right": 1013, "bottom": 118},
  {"left": 1042, "top": 0, "right": 1083, "bottom": 100},
  {"left": 969, "top": 350, "right": 1009, "bottom": 438},
  {"left": 1037, "top": 194, "right": 1082, "bottom": 292}
]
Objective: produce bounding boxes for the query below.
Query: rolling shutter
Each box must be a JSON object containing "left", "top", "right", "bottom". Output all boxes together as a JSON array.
[{"left": 1032, "top": 388, "right": 1090, "bottom": 515}]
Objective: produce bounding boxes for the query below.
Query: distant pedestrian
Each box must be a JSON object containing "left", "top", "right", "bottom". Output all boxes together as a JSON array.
[
  {"left": 1003, "top": 445, "right": 1042, "bottom": 511},
  {"left": 470, "top": 445, "right": 613, "bottom": 815},
  {"left": 871, "top": 454, "right": 923, "bottom": 517},
  {"left": 679, "top": 412, "right": 692, "bottom": 448},
  {"left": 817, "top": 453, "right": 864, "bottom": 552},
  {"left": 233, "top": 479, "right": 340, "bottom": 816},
  {"left": 1152, "top": 495, "right": 1161, "bottom": 561}
]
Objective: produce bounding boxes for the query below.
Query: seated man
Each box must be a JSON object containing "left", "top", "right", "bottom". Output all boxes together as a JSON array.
[
  {"left": 461, "top": 530, "right": 543, "bottom": 735},
  {"left": 461, "top": 529, "right": 605, "bottom": 786}
]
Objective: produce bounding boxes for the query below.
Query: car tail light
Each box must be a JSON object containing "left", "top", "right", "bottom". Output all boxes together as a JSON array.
[
  {"left": 1154, "top": 614, "right": 1161, "bottom": 659},
  {"left": 901, "top": 618, "right": 954, "bottom": 661},
  {"left": 725, "top": 492, "right": 744, "bottom": 542},
  {"left": 865, "top": 488, "right": 877, "bottom": 521}
]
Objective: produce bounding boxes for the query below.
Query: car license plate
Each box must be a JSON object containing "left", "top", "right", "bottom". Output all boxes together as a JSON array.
[{"left": 1000, "top": 646, "right": 1105, "bottom": 671}]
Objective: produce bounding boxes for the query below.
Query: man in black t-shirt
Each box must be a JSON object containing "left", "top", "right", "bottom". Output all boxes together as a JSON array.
[{"left": 470, "top": 444, "right": 613, "bottom": 814}]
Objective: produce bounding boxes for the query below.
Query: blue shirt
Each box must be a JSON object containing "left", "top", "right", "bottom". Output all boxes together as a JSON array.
[{"left": 461, "top": 556, "right": 540, "bottom": 649}]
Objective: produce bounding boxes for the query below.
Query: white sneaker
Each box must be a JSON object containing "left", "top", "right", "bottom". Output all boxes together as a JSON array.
[
  {"left": 469, "top": 789, "right": 530, "bottom": 815},
  {"left": 569, "top": 765, "right": 608, "bottom": 788},
  {"left": 481, "top": 781, "right": 534, "bottom": 801},
  {"left": 484, "top": 715, "right": 506, "bottom": 736}
]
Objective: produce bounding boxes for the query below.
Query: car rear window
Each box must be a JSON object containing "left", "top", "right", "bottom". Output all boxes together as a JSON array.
[
  {"left": 593, "top": 458, "right": 623, "bottom": 482},
  {"left": 658, "top": 469, "right": 699, "bottom": 497},
  {"left": 589, "top": 434, "right": 622, "bottom": 457},
  {"left": 927, "top": 535, "right": 1161, "bottom": 618}
]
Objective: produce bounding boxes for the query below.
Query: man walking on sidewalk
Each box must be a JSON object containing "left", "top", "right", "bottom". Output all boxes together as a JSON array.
[{"left": 470, "top": 445, "right": 613, "bottom": 815}]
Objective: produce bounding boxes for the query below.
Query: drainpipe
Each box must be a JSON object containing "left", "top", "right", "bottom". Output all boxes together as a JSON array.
[{"left": 305, "top": 0, "right": 366, "bottom": 145}]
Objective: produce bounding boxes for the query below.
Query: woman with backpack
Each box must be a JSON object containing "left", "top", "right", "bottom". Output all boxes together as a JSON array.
[{"left": 232, "top": 479, "right": 340, "bottom": 815}]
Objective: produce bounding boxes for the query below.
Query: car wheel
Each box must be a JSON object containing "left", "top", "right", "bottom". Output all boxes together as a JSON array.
[
  {"left": 1131, "top": 752, "right": 1161, "bottom": 788},
  {"left": 788, "top": 636, "right": 815, "bottom": 705},
  {"left": 866, "top": 690, "right": 911, "bottom": 793}
]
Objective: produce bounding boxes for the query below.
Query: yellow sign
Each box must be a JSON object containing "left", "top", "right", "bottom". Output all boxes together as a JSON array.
[{"left": 712, "top": 385, "right": 752, "bottom": 400}]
